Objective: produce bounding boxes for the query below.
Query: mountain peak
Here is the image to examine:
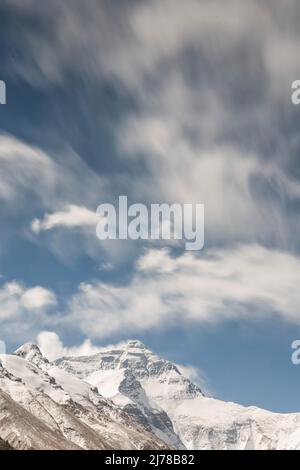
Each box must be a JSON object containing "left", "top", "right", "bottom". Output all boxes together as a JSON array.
[
  {"left": 125, "top": 340, "right": 146, "bottom": 350},
  {"left": 14, "top": 343, "right": 47, "bottom": 364},
  {"left": 15, "top": 342, "right": 42, "bottom": 356}
]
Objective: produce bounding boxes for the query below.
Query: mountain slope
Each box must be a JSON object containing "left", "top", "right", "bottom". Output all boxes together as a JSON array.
[
  {"left": 54, "top": 340, "right": 300, "bottom": 450},
  {"left": 0, "top": 346, "right": 169, "bottom": 450},
  {"left": 0, "top": 388, "right": 79, "bottom": 450}
]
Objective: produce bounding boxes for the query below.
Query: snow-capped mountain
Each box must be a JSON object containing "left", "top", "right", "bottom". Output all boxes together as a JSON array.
[
  {"left": 54, "top": 340, "right": 191, "bottom": 449},
  {"left": 0, "top": 344, "right": 169, "bottom": 450},
  {"left": 54, "top": 340, "right": 300, "bottom": 450},
  {"left": 1, "top": 339, "right": 300, "bottom": 450}
]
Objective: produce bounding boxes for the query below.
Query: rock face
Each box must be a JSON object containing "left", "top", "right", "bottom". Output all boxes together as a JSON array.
[
  {"left": 54, "top": 340, "right": 300, "bottom": 450},
  {"left": 0, "top": 437, "right": 13, "bottom": 450},
  {"left": 0, "top": 388, "right": 79, "bottom": 450},
  {"left": 0, "top": 345, "right": 169, "bottom": 450}
]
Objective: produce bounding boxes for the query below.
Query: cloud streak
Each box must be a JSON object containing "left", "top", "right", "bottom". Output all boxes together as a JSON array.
[
  {"left": 1, "top": 244, "right": 300, "bottom": 351},
  {"left": 63, "top": 245, "right": 300, "bottom": 339},
  {"left": 31, "top": 205, "right": 99, "bottom": 234},
  {"left": 3, "top": 1, "right": 300, "bottom": 253}
]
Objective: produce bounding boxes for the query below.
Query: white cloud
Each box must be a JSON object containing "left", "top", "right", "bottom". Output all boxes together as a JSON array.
[
  {"left": 0, "top": 133, "right": 111, "bottom": 262},
  {"left": 65, "top": 245, "right": 300, "bottom": 339},
  {"left": 36, "top": 330, "right": 102, "bottom": 361},
  {"left": 176, "top": 363, "right": 214, "bottom": 397},
  {"left": 4, "top": 2, "right": 300, "bottom": 253},
  {"left": 9, "top": 0, "right": 300, "bottom": 95},
  {"left": 118, "top": 105, "right": 300, "bottom": 248},
  {"left": 0, "top": 281, "right": 56, "bottom": 344},
  {"left": 0, "top": 281, "right": 56, "bottom": 322},
  {"left": 31, "top": 204, "right": 98, "bottom": 234},
  {"left": 137, "top": 248, "right": 177, "bottom": 274},
  {"left": 0, "top": 133, "right": 56, "bottom": 204},
  {"left": 0, "top": 133, "right": 106, "bottom": 214},
  {"left": 20, "top": 286, "right": 57, "bottom": 310}
]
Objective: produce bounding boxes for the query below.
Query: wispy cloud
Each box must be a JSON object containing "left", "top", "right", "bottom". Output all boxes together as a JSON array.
[
  {"left": 3, "top": 1, "right": 300, "bottom": 253},
  {"left": 176, "top": 363, "right": 215, "bottom": 397},
  {"left": 0, "top": 133, "right": 110, "bottom": 261},
  {"left": 31, "top": 204, "right": 98, "bottom": 234},
  {"left": 61, "top": 245, "right": 300, "bottom": 339},
  {"left": 0, "top": 133, "right": 56, "bottom": 205}
]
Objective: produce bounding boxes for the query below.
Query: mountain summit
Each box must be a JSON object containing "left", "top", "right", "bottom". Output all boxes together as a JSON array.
[
  {"left": 15, "top": 342, "right": 50, "bottom": 369},
  {"left": 54, "top": 340, "right": 300, "bottom": 450}
]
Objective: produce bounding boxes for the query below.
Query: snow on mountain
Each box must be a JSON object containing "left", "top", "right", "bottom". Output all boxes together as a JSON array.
[
  {"left": 55, "top": 340, "right": 192, "bottom": 448},
  {"left": 2, "top": 340, "right": 300, "bottom": 450},
  {"left": 54, "top": 339, "right": 300, "bottom": 450},
  {"left": 15, "top": 342, "right": 48, "bottom": 367},
  {"left": 0, "top": 344, "right": 169, "bottom": 450}
]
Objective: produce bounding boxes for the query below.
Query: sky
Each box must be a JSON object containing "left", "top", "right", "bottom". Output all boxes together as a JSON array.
[{"left": 1, "top": 0, "right": 300, "bottom": 412}]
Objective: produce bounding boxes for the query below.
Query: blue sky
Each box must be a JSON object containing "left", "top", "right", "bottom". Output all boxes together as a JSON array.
[{"left": 1, "top": 0, "right": 300, "bottom": 412}]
